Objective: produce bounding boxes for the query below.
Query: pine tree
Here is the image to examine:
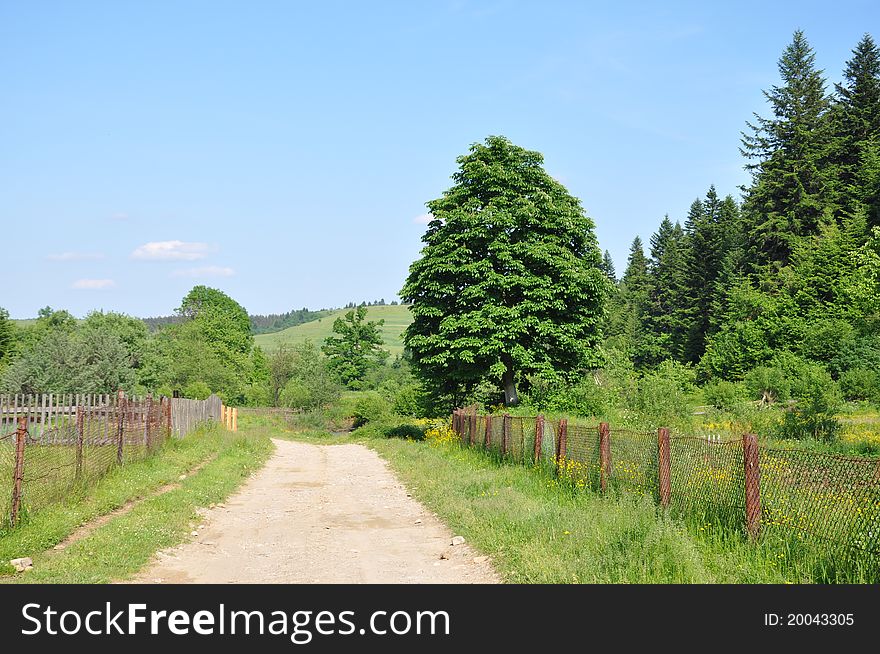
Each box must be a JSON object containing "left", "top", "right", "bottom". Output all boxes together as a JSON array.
[
  {"left": 643, "top": 217, "right": 689, "bottom": 363},
  {"left": 617, "top": 237, "right": 651, "bottom": 363},
  {"left": 740, "top": 30, "right": 832, "bottom": 270},
  {"left": 682, "top": 186, "right": 738, "bottom": 363},
  {"left": 600, "top": 250, "right": 617, "bottom": 284},
  {"left": 830, "top": 34, "right": 880, "bottom": 226},
  {"left": 709, "top": 195, "right": 746, "bottom": 334}
]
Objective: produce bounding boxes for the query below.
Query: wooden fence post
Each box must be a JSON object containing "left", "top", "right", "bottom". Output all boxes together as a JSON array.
[
  {"left": 743, "top": 433, "right": 761, "bottom": 540},
  {"left": 469, "top": 412, "right": 477, "bottom": 446},
  {"left": 75, "top": 404, "right": 84, "bottom": 479},
  {"left": 657, "top": 427, "right": 671, "bottom": 508},
  {"left": 484, "top": 414, "right": 492, "bottom": 449},
  {"left": 11, "top": 416, "right": 27, "bottom": 526},
  {"left": 116, "top": 389, "right": 126, "bottom": 465},
  {"left": 556, "top": 419, "right": 568, "bottom": 476},
  {"left": 165, "top": 396, "right": 172, "bottom": 438},
  {"left": 501, "top": 413, "right": 511, "bottom": 457},
  {"left": 599, "top": 422, "right": 611, "bottom": 492},
  {"left": 534, "top": 415, "right": 545, "bottom": 462},
  {"left": 143, "top": 393, "right": 153, "bottom": 449},
  {"left": 232, "top": 407, "right": 238, "bottom": 432}
]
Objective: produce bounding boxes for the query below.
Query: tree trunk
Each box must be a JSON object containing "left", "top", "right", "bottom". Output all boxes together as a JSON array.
[{"left": 502, "top": 360, "right": 519, "bottom": 407}]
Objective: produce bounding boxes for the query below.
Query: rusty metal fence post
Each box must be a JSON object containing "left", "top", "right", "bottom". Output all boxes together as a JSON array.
[
  {"left": 556, "top": 418, "right": 568, "bottom": 476},
  {"left": 75, "top": 404, "right": 84, "bottom": 479},
  {"left": 11, "top": 416, "right": 27, "bottom": 526},
  {"left": 116, "top": 389, "right": 126, "bottom": 465},
  {"left": 743, "top": 433, "right": 761, "bottom": 539},
  {"left": 599, "top": 422, "right": 611, "bottom": 492},
  {"left": 534, "top": 414, "right": 545, "bottom": 462},
  {"left": 658, "top": 427, "right": 671, "bottom": 508},
  {"left": 501, "top": 413, "right": 511, "bottom": 457}
]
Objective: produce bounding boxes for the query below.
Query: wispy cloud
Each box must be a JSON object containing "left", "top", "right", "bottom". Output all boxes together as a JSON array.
[
  {"left": 71, "top": 278, "right": 116, "bottom": 290},
  {"left": 111, "top": 212, "right": 129, "bottom": 221},
  {"left": 171, "top": 265, "right": 235, "bottom": 278},
  {"left": 131, "top": 240, "right": 210, "bottom": 261},
  {"left": 413, "top": 213, "right": 434, "bottom": 225},
  {"left": 47, "top": 251, "right": 105, "bottom": 261}
]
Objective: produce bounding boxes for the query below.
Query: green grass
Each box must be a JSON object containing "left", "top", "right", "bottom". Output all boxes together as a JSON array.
[
  {"left": 364, "top": 436, "right": 879, "bottom": 583},
  {"left": 0, "top": 422, "right": 272, "bottom": 583},
  {"left": 254, "top": 304, "right": 412, "bottom": 357}
]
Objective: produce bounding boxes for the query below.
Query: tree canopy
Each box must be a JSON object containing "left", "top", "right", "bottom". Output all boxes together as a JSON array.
[{"left": 401, "top": 135, "right": 607, "bottom": 407}]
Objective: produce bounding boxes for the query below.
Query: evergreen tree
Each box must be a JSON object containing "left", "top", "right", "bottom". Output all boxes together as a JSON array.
[
  {"left": 831, "top": 34, "right": 880, "bottom": 226},
  {"left": 682, "top": 186, "right": 739, "bottom": 362},
  {"left": 617, "top": 237, "right": 651, "bottom": 361},
  {"left": 600, "top": 250, "right": 617, "bottom": 284},
  {"left": 643, "top": 217, "right": 689, "bottom": 363},
  {"left": 740, "top": 30, "right": 832, "bottom": 269}
]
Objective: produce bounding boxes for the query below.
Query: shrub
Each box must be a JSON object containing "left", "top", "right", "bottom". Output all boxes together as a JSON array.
[
  {"left": 773, "top": 366, "right": 842, "bottom": 443},
  {"left": 384, "top": 424, "right": 425, "bottom": 440},
  {"left": 702, "top": 380, "right": 745, "bottom": 412},
  {"left": 351, "top": 391, "right": 393, "bottom": 427},
  {"left": 744, "top": 366, "right": 790, "bottom": 405},
  {"left": 183, "top": 380, "right": 212, "bottom": 400},
  {"left": 631, "top": 368, "right": 691, "bottom": 424},
  {"left": 839, "top": 368, "right": 879, "bottom": 402}
]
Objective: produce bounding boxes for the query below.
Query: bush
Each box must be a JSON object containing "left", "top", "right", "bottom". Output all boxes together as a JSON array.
[
  {"left": 384, "top": 424, "right": 425, "bottom": 441},
  {"left": 839, "top": 368, "right": 879, "bottom": 402},
  {"left": 773, "top": 365, "right": 842, "bottom": 443},
  {"left": 744, "top": 366, "right": 790, "bottom": 405},
  {"left": 630, "top": 368, "right": 692, "bottom": 424},
  {"left": 702, "top": 380, "right": 745, "bottom": 412},
  {"left": 183, "top": 380, "right": 212, "bottom": 400},
  {"left": 351, "top": 391, "right": 393, "bottom": 427},
  {"left": 279, "top": 371, "right": 341, "bottom": 412}
]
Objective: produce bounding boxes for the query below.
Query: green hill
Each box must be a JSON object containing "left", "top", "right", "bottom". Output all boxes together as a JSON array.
[{"left": 254, "top": 304, "right": 413, "bottom": 358}]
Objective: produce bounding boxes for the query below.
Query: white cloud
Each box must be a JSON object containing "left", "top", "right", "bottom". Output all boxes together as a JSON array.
[
  {"left": 111, "top": 212, "right": 129, "bottom": 221},
  {"left": 413, "top": 213, "right": 434, "bottom": 225},
  {"left": 71, "top": 279, "right": 116, "bottom": 290},
  {"left": 131, "top": 240, "right": 210, "bottom": 261},
  {"left": 171, "top": 265, "right": 235, "bottom": 278},
  {"left": 47, "top": 252, "right": 105, "bottom": 261}
]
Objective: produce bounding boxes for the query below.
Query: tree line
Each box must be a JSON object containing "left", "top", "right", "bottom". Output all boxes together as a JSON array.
[
  {"left": 401, "top": 30, "right": 880, "bottom": 429},
  {"left": 605, "top": 31, "right": 879, "bottom": 389}
]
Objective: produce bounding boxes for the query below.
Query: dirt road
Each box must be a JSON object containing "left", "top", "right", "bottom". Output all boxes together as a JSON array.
[{"left": 133, "top": 439, "right": 499, "bottom": 584}]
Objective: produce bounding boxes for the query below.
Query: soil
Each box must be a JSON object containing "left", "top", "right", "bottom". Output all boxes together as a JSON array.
[{"left": 131, "top": 439, "right": 500, "bottom": 584}]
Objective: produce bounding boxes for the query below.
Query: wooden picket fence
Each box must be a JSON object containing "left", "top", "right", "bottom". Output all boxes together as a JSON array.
[{"left": 1, "top": 391, "right": 237, "bottom": 528}]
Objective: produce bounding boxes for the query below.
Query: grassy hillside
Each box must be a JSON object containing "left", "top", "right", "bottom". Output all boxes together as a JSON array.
[{"left": 254, "top": 304, "right": 413, "bottom": 357}]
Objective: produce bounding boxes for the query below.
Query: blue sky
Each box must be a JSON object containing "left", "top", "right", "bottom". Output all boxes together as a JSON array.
[{"left": 1, "top": 0, "right": 876, "bottom": 318}]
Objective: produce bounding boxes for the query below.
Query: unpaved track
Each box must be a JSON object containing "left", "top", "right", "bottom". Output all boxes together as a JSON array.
[{"left": 133, "top": 439, "right": 499, "bottom": 584}]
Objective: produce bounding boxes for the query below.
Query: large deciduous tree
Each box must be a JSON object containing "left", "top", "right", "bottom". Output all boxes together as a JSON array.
[
  {"left": 401, "top": 135, "right": 607, "bottom": 407},
  {"left": 322, "top": 306, "right": 388, "bottom": 388}
]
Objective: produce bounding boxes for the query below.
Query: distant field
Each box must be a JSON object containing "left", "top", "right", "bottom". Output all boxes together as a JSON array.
[{"left": 254, "top": 304, "right": 413, "bottom": 357}]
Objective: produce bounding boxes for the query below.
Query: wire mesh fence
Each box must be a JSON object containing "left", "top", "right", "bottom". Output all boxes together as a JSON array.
[
  {"left": 0, "top": 392, "right": 173, "bottom": 529},
  {"left": 451, "top": 408, "right": 880, "bottom": 558}
]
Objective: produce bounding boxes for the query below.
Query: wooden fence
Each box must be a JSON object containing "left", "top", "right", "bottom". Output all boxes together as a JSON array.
[
  {"left": 170, "top": 394, "right": 223, "bottom": 438},
  {"left": 1, "top": 391, "right": 237, "bottom": 528}
]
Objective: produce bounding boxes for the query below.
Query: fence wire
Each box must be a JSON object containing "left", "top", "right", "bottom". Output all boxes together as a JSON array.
[
  {"left": 451, "top": 409, "right": 880, "bottom": 556},
  {"left": 2, "top": 395, "right": 171, "bottom": 529}
]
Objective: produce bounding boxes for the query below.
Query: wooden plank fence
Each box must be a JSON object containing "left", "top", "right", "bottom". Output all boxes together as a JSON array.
[
  {"left": 170, "top": 394, "right": 223, "bottom": 438},
  {"left": 1, "top": 391, "right": 237, "bottom": 528}
]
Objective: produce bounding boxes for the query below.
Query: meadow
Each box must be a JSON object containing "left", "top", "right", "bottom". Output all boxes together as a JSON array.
[{"left": 254, "top": 304, "right": 412, "bottom": 357}]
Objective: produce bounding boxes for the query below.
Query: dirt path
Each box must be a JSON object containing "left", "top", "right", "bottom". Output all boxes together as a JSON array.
[{"left": 132, "top": 439, "right": 499, "bottom": 584}]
